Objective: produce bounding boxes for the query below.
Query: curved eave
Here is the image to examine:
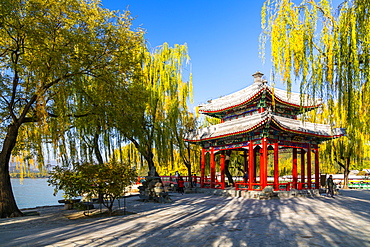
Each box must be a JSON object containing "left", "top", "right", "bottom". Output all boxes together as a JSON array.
[
  {"left": 265, "top": 88, "right": 322, "bottom": 110},
  {"left": 199, "top": 86, "right": 321, "bottom": 115},
  {"left": 184, "top": 119, "right": 268, "bottom": 143},
  {"left": 270, "top": 117, "right": 345, "bottom": 139},
  {"left": 199, "top": 88, "right": 264, "bottom": 114},
  {"left": 184, "top": 113, "right": 345, "bottom": 144}
]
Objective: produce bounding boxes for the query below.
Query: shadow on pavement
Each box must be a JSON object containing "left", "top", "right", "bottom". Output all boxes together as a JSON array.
[{"left": 0, "top": 189, "right": 369, "bottom": 246}]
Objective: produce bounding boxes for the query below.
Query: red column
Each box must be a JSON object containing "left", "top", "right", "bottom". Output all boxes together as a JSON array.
[
  {"left": 243, "top": 150, "right": 248, "bottom": 183},
  {"left": 248, "top": 141, "right": 254, "bottom": 189},
  {"left": 315, "top": 145, "right": 320, "bottom": 189},
  {"left": 292, "top": 148, "right": 298, "bottom": 189},
  {"left": 254, "top": 147, "right": 258, "bottom": 182},
  {"left": 261, "top": 137, "right": 268, "bottom": 189},
  {"left": 210, "top": 147, "right": 215, "bottom": 189},
  {"left": 307, "top": 144, "right": 312, "bottom": 189},
  {"left": 274, "top": 141, "right": 279, "bottom": 191},
  {"left": 259, "top": 147, "right": 263, "bottom": 186},
  {"left": 200, "top": 148, "right": 205, "bottom": 188},
  {"left": 301, "top": 149, "right": 306, "bottom": 186},
  {"left": 220, "top": 151, "right": 225, "bottom": 190}
]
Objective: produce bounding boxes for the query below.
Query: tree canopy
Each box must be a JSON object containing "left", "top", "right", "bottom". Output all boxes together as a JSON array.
[
  {"left": 121, "top": 43, "right": 193, "bottom": 176},
  {"left": 261, "top": 0, "right": 370, "bottom": 124},
  {"left": 261, "top": 0, "right": 370, "bottom": 184},
  {"left": 0, "top": 0, "right": 143, "bottom": 218},
  {"left": 0, "top": 0, "right": 195, "bottom": 218}
]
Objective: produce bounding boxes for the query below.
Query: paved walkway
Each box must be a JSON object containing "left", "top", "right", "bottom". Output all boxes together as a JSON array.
[{"left": 0, "top": 189, "right": 369, "bottom": 247}]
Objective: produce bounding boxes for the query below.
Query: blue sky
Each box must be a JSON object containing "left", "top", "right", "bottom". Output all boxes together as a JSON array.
[{"left": 101, "top": 0, "right": 281, "bottom": 109}]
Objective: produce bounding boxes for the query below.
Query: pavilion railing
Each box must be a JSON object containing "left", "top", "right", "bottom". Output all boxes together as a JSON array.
[
  {"left": 202, "top": 177, "right": 222, "bottom": 188},
  {"left": 235, "top": 182, "right": 273, "bottom": 191},
  {"left": 156, "top": 175, "right": 201, "bottom": 189},
  {"left": 297, "top": 183, "right": 309, "bottom": 190},
  {"left": 234, "top": 182, "right": 313, "bottom": 191},
  {"left": 137, "top": 176, "right": 316, "bottom": 191}
]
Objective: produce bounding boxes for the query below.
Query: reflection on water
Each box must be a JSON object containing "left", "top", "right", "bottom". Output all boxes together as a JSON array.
[{"left": 11, "top": 178, "right": 64, "bottom": 209}]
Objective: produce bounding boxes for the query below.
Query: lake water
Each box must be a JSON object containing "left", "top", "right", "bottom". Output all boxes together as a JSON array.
[{"left": 11, "top": 178, "right": 64, "bottom": 209}]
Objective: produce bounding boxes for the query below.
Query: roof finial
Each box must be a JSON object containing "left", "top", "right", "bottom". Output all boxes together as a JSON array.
[{"left": 252, "top": 71, "right": 264, "bottom": 84}]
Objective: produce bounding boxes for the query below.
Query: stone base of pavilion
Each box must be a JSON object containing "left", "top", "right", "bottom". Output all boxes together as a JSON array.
[{"left": 190, "top": 187, "right": 320, "bottom": 199}]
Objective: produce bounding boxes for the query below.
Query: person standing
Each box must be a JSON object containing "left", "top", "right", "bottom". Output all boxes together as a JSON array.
[
  {"left": 326, "top": 175, "right": 335, "bottom": 198},
  {"left": 178, "top": 177, "right": 185, "bottom": 195},
  {"left": 192, "top": 174, "right": 197, "bottom": 187},
  {"left": 244, "top": 172, "right": 249, "bottom": 182},
  {"left": 175, "top": 171, "right": 180, "bottom": 182}
]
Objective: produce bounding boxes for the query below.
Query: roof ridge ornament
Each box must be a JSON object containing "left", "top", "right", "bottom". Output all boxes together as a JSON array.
[{"left": 252, "top": 71, "right": 264, "bottom": 84}]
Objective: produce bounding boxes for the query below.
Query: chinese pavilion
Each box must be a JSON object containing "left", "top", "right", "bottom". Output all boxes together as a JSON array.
[{"left": 185, "top": 72, "right": 345, "bottom": 191}]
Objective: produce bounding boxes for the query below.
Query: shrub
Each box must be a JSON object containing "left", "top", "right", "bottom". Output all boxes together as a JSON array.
[{"left": 48, "top": 161, "right": 137, "bottom": 214}]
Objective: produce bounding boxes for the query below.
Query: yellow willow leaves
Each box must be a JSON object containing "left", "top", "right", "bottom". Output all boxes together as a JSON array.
[
  {"left": 121, "top": 41, "right": 193, "bottom": 172},
  {"left": 262, "top": 0, "right": 370, "bottom": 132},
  {"left": 11, "top": 150, "right": 40, "bottom": 179},
  {"left": 291, "top": 27, "right": 304, "bottom": 75},
  {"left": 155, "top": 147, "right": 199, "bottom": 176},
  {"left": 116, "top": 142, "right": 192, "bottom": 176},
  {"left": 309, "top": 99, "right": 370, "bottom": 169},
  {"left": 262, "top": 0, "right": 317, "bottom": 91},
  {"left": 201, "top": 116, "right": 221, "bottom": 128},
  {"left": 35, "top": 95, "right": 49, "bottom": 134},
  {"left": 141, "top": 42, "right": 192, "bottom": 121},
  {"left": 116, "top": 143, "right": 142, "bottom": 168}
]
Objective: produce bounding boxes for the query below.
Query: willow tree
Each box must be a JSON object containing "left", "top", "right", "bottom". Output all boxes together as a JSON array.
[
  {"left": 0, "top": 0, "right": 143, "bottom": 218},
  {"left": 305, "top": 101, "right": 370, "bottom": 187},
  {"left": 172, "top": 111, "right": 200, "bottom": 184},
  {"left": 121, "top": 43, "right": 193, "bottom": 177},
  {"left": 54, "top": 72, "right": 146, "bottom": 169},
  {"left": 261, "top": 0, "right": 370, "bottom": 184},
  {"left": 115, "top": 143, "right": 147, "bottom": 175}
]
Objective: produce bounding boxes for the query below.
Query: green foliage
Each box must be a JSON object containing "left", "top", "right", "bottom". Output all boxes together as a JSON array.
[
  {"left": 171, "top": 111, "right": 201, "bottom": 179},
  {"left": 261, "top": 0, "right": 370, "bottom": 187},
  {"left": 261, "top": 0, "right": 370, "bottom": 127},
  {"left": 0, "top": 0, "right": 143, "bottom": 168},
  {"left": 115, "top": 143, "right": 146, "bottom": 175},
  {"left": 120, "top": 43, "right": 193, "bottom": 175},
  {"left": 116, "top": 142, "right": 201, "bottom": 177},
  {"left": 0, "top": 0, "right": 192, "bottom": 218},
  {"left": 305, "top": 102, "right": 370, "bottom": 175},
  {"left": 274, "top": 153, "right": 292, "bottom": 176},
  {"left": 48, "top": 161, "right": 136, "bottom": 213}
]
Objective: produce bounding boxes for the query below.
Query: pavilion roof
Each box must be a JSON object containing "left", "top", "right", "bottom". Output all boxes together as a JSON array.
[
  {"left": 198, "top": 75, "right": 321, "bottom": 114},
  {"left": 184, "top": 111, "right": 345, "bottom": 143}
]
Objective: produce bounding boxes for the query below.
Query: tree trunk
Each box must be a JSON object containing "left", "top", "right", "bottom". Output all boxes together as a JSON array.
[
  {"left": 0, "top": 124, "right": 23, "bottom": 218},
  {"left": 93, "top": 130, "right": 105, "bottom": 203},
  {"left": 143, "top": 151, "right": 159, "bottom": 177},
  {"left": 184, "top": 144, "right": 192, "bottom": 187},
  {"left": 185, "top": 161, "right": 192, "bottom": 188},
  {"left": 93, "top": 129, "right": 104, "bottom": 165},
  {"left": 224, "top": 150, "right": 234, "bottom": 186},
  {"left": 103, "top": 196, "right": 115, "bottom": 216},
  {"left": 128, "top": 137, "right": 159, "bottom": 177},
  {"left": 343, "top": 157, "right": 350, "bottom": 189}
]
